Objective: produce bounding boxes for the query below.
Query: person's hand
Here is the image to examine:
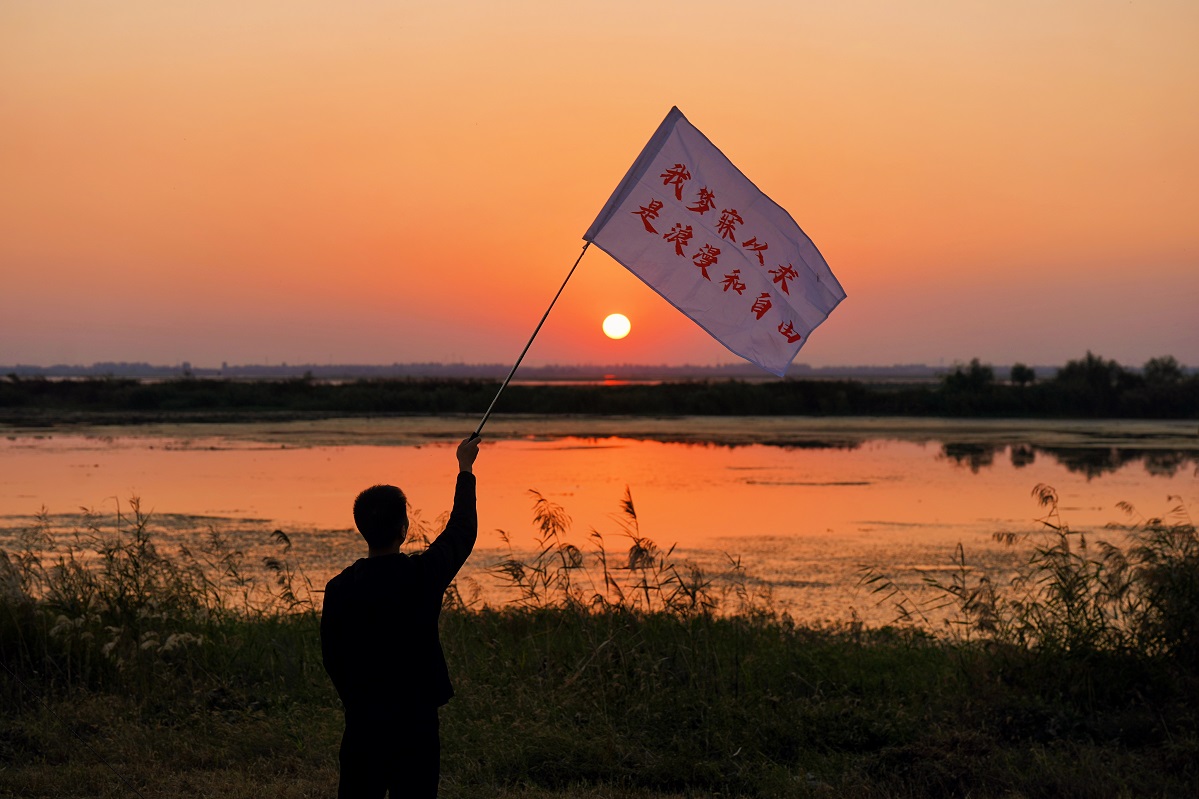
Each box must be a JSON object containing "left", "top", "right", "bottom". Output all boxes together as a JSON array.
[{"left": 456, "top": 434, "right": 480, "bottom": 473}]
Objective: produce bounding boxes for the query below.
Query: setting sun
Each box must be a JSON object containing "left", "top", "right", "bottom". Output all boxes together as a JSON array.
[{"left": 602, "top": 313, "right": 631, "bottom": 340}]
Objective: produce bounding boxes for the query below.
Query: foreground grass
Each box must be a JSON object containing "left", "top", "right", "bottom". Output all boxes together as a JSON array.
[
  {"left": 3, "top": 609, "right": 1196, "bottom": 798},
  {"left": 3, "top": 491, "right": 1197, "bottom": 797}
]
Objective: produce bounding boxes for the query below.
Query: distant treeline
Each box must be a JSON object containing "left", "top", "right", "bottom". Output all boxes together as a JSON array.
[
  {"left": 0, "top": 360, "right": 1038, "bottom": 382},
  {"left": 1, "top": 353, "right": 1195, "bottom": 420}
]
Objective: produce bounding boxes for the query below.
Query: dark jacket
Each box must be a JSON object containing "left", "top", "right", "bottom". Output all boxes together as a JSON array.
[{"left": 320, "top": 472, "right": 477, "bottom": 713}]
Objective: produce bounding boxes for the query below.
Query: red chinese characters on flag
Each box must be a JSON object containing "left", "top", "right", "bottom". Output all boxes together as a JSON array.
[
  {"left": 659, "top": 164, "right": 692, "bottom": 200},
  {"left": 687, "top": 187, "right": 716, "bottom": 215},
  {"left": 663, "top": 223, "right": 693, "bottom": 256},
  {"left": 716, "top": 209, "right": 743, "bottom": 242},
  {"left": 722, "top": 269, "right": 747, "bottom": 295},
  {"left": 742, "top": 237, "right": 768, "bottom": 265},
  {"left": 632, "top": 199, "right": 664, "bottom": 233},
  {"left": 692, "top": 244, "right": 720, "bottom": 280},
  {"left": 584, "top": 107, "right": 846, "bottom": 376},
  {"left": 777, "top": 320, "right": 802, "bottom": 344},
  {"left": 769, "top": 263, "right": 798, "bottom": 295}
]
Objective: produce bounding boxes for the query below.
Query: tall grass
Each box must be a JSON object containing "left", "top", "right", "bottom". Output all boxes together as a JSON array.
[
  {"left": 859, "top": 484, "right": 1199, "bottom": 729},
  {"left": 492, "top": 487, "right": 769, "bottom": 617},
  {"left": 0, "top": 499, "right": 322, "bottom": 707},
  {"left": 861, "top": 484, "right": 1198, "bottom": 664},
  {"left": 2, "top": 487, "right": 1197, "bottom": 797}
]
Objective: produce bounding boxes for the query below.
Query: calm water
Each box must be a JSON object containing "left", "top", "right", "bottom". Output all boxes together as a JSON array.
[{"left": 2, "top": 417, "right": 1195, "bottom": 624}]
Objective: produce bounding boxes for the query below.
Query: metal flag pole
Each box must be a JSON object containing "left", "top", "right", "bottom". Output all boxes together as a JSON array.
[{"left": 472, "top": 241, "right": 591, "bottom": 439}]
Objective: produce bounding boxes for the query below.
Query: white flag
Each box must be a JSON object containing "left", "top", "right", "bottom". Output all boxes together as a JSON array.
[{"left": 584, "top": 107, "right": 845, "bottom": 377}]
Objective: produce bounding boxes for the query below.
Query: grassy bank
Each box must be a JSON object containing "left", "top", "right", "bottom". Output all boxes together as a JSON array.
[
  {"left": 8, "top": 613, "right": 1196, "bottom": 799},
  {"left": 2, "top": 492, "right": 1197, "bottom": 797}
]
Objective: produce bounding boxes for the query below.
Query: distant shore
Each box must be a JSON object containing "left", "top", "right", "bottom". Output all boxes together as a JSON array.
[
  {"left": 0, "top": 360, "right": 1049, "bottom": 381},
  {"left": 2, "top": 358, "right": 1197, "bottom": 425},
  {"left": 4, "top": 414, "right": 1197, "bottom": 452}
]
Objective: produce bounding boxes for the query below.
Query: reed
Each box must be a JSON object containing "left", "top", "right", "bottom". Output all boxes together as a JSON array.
[
  {"left": 0, "top": 499, "right": 323, "bottom": 708},
  {"left": 859, "top": 484, "right": 1199, "bottom": 733},
  {"left": 491, "top": 487, "right": 768, "bottom": 617},
  {"left": 1, "top": 488, "right": 1196, "bottom": 797},
  {"left": 860, "top": 485, "right": 1198, "bottom": 662}
]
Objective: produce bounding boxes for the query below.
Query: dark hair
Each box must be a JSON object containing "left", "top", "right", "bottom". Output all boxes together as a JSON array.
[{"left": 353, "top": 485, "right": 408, "bottom": 549}]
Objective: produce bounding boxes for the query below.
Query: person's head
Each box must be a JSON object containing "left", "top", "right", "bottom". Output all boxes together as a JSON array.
[{"left": 353, "top": 484, "right": 409, "bottom": 551}]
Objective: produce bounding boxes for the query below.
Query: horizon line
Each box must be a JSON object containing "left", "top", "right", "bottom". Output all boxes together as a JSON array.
[{"left": 3, "top": 355, "right": 1189, "bottom": 376}]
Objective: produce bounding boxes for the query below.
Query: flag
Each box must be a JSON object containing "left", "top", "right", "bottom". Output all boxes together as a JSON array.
[{"left": 584, "top": 107, "right": 845, "bottom": 377}]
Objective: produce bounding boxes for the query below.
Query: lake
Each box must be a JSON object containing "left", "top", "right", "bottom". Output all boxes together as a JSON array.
[{"left": 2, "top": 416, "right": 1195, "bottom": 625}]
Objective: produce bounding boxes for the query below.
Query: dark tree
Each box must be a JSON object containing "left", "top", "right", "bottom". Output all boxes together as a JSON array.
[
  {"left": 942, "top": 358, "right": 995, "bottom": 392},
  {"left": 1010, "top": 363, "right": 1036, "bottom": 386},
  {"left": 1054, "top": 351, "right": 1129, "bottom": 391},
  {"left": 1143, "top": 355, "right": 1184, "bottom": 386}
]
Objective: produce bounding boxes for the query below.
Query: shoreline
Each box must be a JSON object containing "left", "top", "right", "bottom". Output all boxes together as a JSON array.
[{"left": 4, "top": 413, "right": 1198, "bottom": 450}]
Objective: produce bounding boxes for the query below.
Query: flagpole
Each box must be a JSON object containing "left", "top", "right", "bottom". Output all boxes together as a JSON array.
[{"left": 472, "top": 241, "right": 592, "bottom": 438}]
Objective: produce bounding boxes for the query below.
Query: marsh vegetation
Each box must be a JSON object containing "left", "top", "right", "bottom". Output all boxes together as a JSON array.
[{"left": 2, "top": 486, "right": 1196, "bottom": 797}]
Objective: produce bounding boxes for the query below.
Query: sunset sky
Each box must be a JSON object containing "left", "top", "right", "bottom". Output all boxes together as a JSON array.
[{"left": 2, "top": 1, "right": 1196, "bottom": 371}]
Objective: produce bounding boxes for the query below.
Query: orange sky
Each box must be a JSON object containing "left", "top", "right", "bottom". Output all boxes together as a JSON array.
[{"left": 2, "top": 1, "right": 1196, "bottom": 370}]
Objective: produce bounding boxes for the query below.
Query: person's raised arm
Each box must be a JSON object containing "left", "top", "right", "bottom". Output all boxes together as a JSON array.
[
  {"left": 422, "top": 435, "right": 480, "bottom": 591},
  {"left": 456, "top": 434, "right": 480, "bottom": 475}
]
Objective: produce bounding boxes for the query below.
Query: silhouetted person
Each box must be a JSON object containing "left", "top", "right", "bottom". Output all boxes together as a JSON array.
[{"left": 321, "top": 435, "right": 480, "bottom": 798}]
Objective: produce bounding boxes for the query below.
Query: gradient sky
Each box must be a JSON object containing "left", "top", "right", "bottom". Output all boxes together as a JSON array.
[{"left": 3, "top": 1, "right": 1196, "bottom": 370}]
